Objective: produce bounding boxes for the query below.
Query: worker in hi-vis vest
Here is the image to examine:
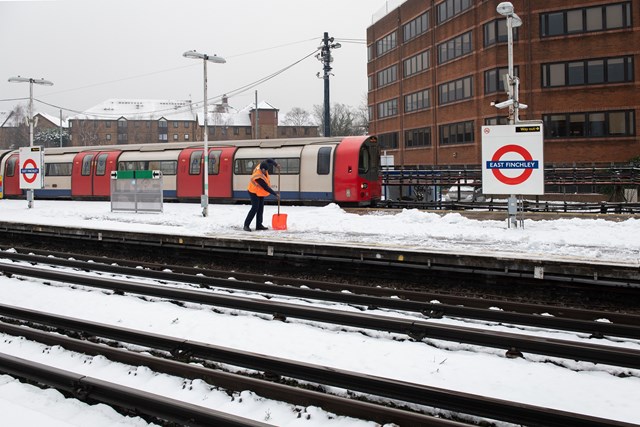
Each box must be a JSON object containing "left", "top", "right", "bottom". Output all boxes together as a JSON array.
[{"left": 243, "top": 158, "right": 279, "bottom": 231}]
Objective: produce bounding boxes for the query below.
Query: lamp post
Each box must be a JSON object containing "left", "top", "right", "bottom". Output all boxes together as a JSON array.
[
  {"left": 8, "top": 76, "right": 53, "bottom": 209},
  {"left": 183, "top": 50, "right": 226, "bottom": 217},
  {"left": 496, "top": 2, "right": 524, "bottom": 228},
  {"left": 316, "top": 32, "right": 341, "bottom": 137}
]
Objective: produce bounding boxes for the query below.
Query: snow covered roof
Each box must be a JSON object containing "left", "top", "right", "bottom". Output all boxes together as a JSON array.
[
  {"left": 35, "top": 112, "right": 68, "bottom": 128},
  {"left": 69, "top": 98, "right": 279, "bottom": 127},
  {"left": 68, "top": 99, "right": 197, "bottom": 121},
  {"left": 0, "top": 111, "right": 68, "bottom": 128}
]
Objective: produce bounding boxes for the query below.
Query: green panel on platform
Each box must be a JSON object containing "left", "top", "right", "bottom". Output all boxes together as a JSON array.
[
  {"left": 115, "top": 170, "right": 154, "bottom": 179},
  {"left": 115, "top": 170, "right": 135, "bottom": 179}
]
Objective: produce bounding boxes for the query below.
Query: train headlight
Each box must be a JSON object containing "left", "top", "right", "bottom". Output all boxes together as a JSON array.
[{"left": 361, "top": 182, "right": 368, "bottom": 189}]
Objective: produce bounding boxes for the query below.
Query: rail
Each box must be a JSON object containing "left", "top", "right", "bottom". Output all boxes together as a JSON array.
[
  {"left": 1, "top": 262, "right": 639, "bottom": 370},
  {"left": 0, "top": 309, "right": 635, "bottom": 427}
]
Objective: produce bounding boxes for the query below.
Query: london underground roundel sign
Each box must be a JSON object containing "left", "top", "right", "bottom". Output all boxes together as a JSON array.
[
  {"left": 481, "top": 124, "right": 544, "bottom": 195},
  {"left": 19, "top": 146, "right": 44, "bottom": 190}
]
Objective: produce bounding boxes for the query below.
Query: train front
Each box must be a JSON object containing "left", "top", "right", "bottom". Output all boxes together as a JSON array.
[{"left": 333, "top": 136, "right": 382, "bottom": 206}]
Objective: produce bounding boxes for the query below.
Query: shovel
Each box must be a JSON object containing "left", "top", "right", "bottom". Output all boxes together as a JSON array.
[{"left": 272, "top": 166, "right": 287, "bottom": 230}]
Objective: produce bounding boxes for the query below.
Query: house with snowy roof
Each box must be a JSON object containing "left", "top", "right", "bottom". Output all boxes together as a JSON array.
[
  {"left": 0, "top": 109, "right": 68, "bottom": 149},
  {"left": 67, "top": 96, "right": 317, "bottom": 147}
]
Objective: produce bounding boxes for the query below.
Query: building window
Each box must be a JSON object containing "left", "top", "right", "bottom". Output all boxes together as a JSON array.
[
  {"left": 543, "top": 110, "right": 635, "bottom": 138},
  {"left": 439, "top": 120, "right": 474, "bottom": 146},
  {"left": 405, "top": 89, "right": 431, "bottom": 113},
  {"left": 184, "top": 134, "right": 189, "bottom": 140},
  {"left": 541, "top": 2, "right": 631, "bottom": 37},
  {"left": 173, "top": 134, "right": 178, "bottom": 141},
  {"left": 436, "top": 0, "right": 472, "bottom": 24},
  {"left": 173, "top": 121, "right": 179, "bottom": 128},
  {"left": 105, "top": 121, "right": 111, "bottom": 128},
  {"left": 159, "top": 134, "right": 168, "bottom": 142},
  {"left": 117, "top": 133, "right": 128, "bottom": 143},
  {"left": 405, "top": 127, "right": 431, "bottom": 148},
  {"left": 542, "top": 56, "right": 634, "bottom": 87},
  {"left": 484, "top": 117, "right": 509, "bottom": 126},
  {"left": 403, "top": 50, "right": 430, "bottom": 77},
  {"left": 438, "top": 76, "right": 473, "bottom": 105},
  {"left": 376, "top": 31, "right": 397, "bottom": 57},
  {"left": 117, "top": 118, "right": 127, "bottom": 129},
  {"left": 378, "top": 132, "right": 399, "bottom": 149},
  {"left": 367, "top": 44, "right": 374, "bottom": 62},
  {"left": 377, "top": 65, "right": 398, "bottom": 87},
  {"left": 438, "top": 31, "right": 472, "bottom": 64},
  {"left": 377, "top": 99, "right": 398, "bottom": 119},
  {"left": 106, "top": 134, "right": 111, "bottom": 141},
  {"left": 233, "top": 127, "right": 240, "bottom": 135},
  {"left": 403, "top": 11, "right": 430, "bottom": 42},
  {"left": 485, "top": 66, "right": 518, "bottom": 94},
  {"left": 484, "top": 18, "right": 519, "bottom": 47},
  {"left": 184, "top": 121, "right": 189, "bottom": 128},
  {"left": 245, "top": 127, "right": 252, "bottom": 135}
]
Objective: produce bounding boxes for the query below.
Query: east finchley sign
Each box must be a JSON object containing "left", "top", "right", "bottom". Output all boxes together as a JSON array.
[
  {"left": 481, "top": 124, "right": 544, "bottom": 195},
  {"left": 19, "top": 146, "right": 44, "bottom": 190}
]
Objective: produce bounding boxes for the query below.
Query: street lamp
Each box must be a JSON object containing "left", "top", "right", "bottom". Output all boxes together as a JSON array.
[
  {"left": 8, "top": 76, "right": 53, "bottom": 209},
  {"left": 183, "top": 50, "right": 226, "bottom": 217}
]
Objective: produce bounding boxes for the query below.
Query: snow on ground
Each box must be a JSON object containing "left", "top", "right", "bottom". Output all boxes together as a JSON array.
[{"left": 0, "top": 199, "right": 639, "bottom": 425}]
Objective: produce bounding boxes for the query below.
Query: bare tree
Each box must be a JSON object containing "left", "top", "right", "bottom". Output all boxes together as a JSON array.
[
  {"left": 282, "top": 107, "right": 314, "bottom": 126},
  {"left": 312, "top": 103, "right": 363, "bottom": 136}
]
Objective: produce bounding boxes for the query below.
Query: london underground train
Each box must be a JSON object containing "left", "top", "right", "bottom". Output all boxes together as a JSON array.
[{"left": 0, "top": 136, "right": 381, "bottom": 206}]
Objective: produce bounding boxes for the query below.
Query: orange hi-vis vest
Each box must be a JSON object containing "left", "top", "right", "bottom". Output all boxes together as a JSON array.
[{"left": 247, "top": 164, "right": 271, "bottom": 197}]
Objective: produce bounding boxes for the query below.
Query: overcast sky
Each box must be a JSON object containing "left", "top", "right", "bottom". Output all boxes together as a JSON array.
[{"left": 0, "top": 0, "right": 397, "bottom": 120}]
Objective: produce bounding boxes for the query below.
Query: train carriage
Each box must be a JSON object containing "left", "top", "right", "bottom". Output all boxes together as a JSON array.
[
  {"left": 177, "top": 146, "right": 236, "bottom": 200},
  {"left": 0, "top": 152, "right": 21, "bottom": 198},
  {"left": 117, "top": 148, "right": 180, "bottom": 199},
  {"left": 0, "top": 135, "right": 381, "bottom": 206},
  {"left": 72, "top": 150, "right": 121, "bottom": 198}
]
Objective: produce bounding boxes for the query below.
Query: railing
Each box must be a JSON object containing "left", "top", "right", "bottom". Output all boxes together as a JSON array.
[{"left": 381, "top": 164, "right": 640, "bottom": 209}]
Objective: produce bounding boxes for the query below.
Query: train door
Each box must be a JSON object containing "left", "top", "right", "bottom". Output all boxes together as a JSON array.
[
  {"left": 1, "top": 154, "right": 22, "bottom": 197},
  {"left": 72, "top": 151, "right": 121, "bottom": 197},
  {"left": 176, "top": 147, "right": 235, "bottom": 199},
  {"left": 299, "top": 145, "right": 334, "bottom": 201}
]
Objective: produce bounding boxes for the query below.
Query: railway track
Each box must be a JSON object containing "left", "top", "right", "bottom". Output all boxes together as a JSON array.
[{"left": 0, "top": 249, "right": 639, "bottom": 425}]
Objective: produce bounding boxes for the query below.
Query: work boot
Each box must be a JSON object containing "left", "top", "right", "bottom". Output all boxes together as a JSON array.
[
  {"left": 243, "top": 226, "right": 251, "bottom": 232},
  {"left": 256, "top": 225, "right": 269, "bottom": 231}
]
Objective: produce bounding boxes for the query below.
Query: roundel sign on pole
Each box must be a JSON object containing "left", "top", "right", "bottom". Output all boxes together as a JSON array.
[
  {"left": 19, "top": 146, "right": 44, "bottom": 190},
  {"left": 481, "top": 124, "right": 544, "bottom": 195}
]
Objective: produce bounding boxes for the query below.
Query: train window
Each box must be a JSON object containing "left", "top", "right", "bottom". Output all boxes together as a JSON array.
[
  {"left": 190, "top": 151, "right": 202, "bottom": 175},
  {"left": 6, "top": 157, "right": 16, "bottom": 176},
  {"left": 95, "top": 154, "right": 108, "bottom": 176},
  {"left": 147, "top": 161, "right": 177, "bottom": 175},
  {"left": 274, "top": 158, "right": 300, "bottom": 174},
  {"left": 317, "top": 147, "right": 332, "bottom": 175},
  {"left": 234, "top": 159, "right": 258, "bottom": 175},
  {"left": 358, "top": 146, "right": 370, "bottom": 174},
  {"left": 209, "top": 150, "right": 221, "bottom": 175},
  {"left": 81, "top": 154, "right": 94, "bottom": 176},
  {"left": 45, "top": 163, "right": 72, "bottom": 176}
]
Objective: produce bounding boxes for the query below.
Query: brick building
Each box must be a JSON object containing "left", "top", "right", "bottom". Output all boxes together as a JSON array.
[
  {"left": 67, "top": 97, "right": 317, "bottom": 147},
  {"left": 0, "top": 110, "right": 68, "bottom": 149},
  {"left": 367, "top": 0, "right": 639, "bottom": 167}
]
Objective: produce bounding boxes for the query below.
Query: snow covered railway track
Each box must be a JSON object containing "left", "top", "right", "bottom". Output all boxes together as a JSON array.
[
  {"left": 0, "top": 313, "right": 634, "bottom": 427},
  {"left": 2, "top": 248, "right": 640, "bottom": 340},
  {"left": 0, "top": 349, "right": 269, "bottom": 427},
  {"left": 1, "top": 257, "right": 640, "bottom": 372}
]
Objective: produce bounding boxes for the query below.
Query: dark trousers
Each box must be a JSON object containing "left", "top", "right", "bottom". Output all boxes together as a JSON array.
[{"left": 244, "top": 191, "right": 265, "bottom": 228}]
